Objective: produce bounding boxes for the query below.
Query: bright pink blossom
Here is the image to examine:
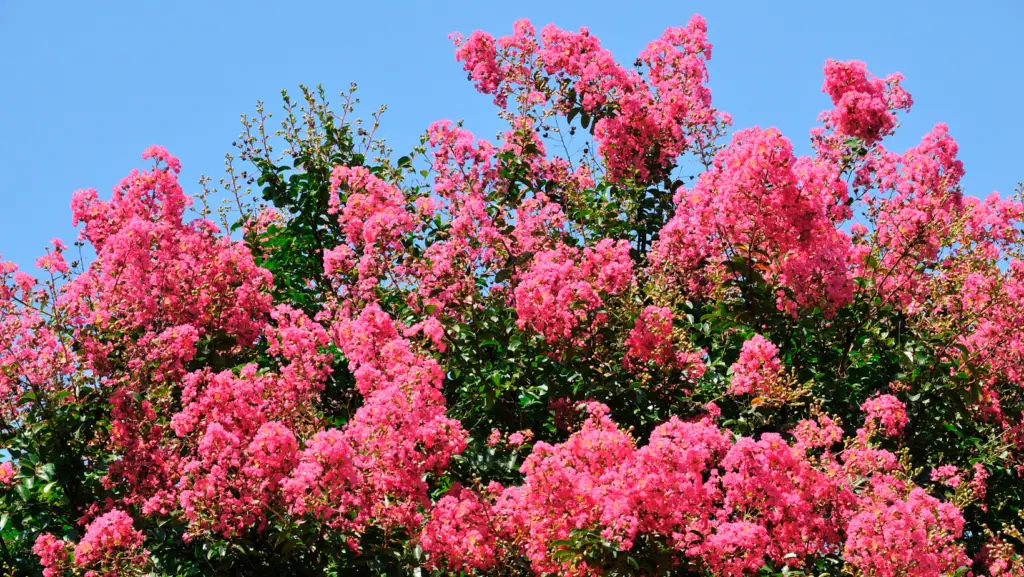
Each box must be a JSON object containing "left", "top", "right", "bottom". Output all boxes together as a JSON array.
[
  {"left": 844, "top": 488, "right": 969, "bottom": 577},
  {"left": 33, "top": 533, "right": 71, "bottom": 577},
  {"left": 0, "top": 461, "right": 15, "bottom": 486},
  {"left": 728, "top": 334, "right": 784, "bottom": 396},
  {"left": 421, "top": 485, "right": 498, "bottom": 572},
  {"left": 651, "top": 127, "right": 853, "bottom": 315},
  {"left": 861, "top": 394, "right": 909, "bottom": 438},
  {"left": 822, "top": 59, "right": 911, "bottom": 144},
  {"left": 514, "top": 239, "right": 633, "bottom": 348},
  {"left": 74, "top": 509, "right": 149, "bottom": 575}
]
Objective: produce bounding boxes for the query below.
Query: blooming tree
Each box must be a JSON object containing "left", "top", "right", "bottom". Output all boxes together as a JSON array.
[{"left": 3, "top": 13, "right": 1024, "bottom": 577}]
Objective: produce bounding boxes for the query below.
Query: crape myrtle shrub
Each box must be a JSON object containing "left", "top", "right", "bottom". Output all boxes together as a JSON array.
[{"left": 3, "top": 13, "right": 1024, "bottom": 577}]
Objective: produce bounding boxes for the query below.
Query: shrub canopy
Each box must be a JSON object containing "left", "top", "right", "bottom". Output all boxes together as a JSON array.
[{"left": 3, "top": 13, "right": 1024, "bottom": 577}]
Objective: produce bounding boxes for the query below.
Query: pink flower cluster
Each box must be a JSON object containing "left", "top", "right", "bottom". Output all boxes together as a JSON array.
[
  {"left": 844, "top": 488, "right": 967, "bottom": 577},
  {"left": 453, "top": 16, "right": 723, "bottom": 182},
  {"left": 822, "top": 59, "right": 912, "bottom": 144},
  {"left": 420, "top": 484, "right": 498, "bottom": 572},
  {"left": 73, "top": 509, "right": 149, "bottom": 574},
  {"left": 408, "top": 120, "right": 508, "bottom": 318},
  {"left": 623, "top": 305, "right": 706, "bottom": 381},
  {"left": 34, "top": 509, "right": 148, "bottom": 577},
  {"left": 164, "top": 305, "right": 332, "bottom": 537},
  {"left": 931, "top": 464, "right": 963, "bottom": 488},
  {"left": 854, "top": 123, "right": 967, "bottom": 310},
  {"left": 281, "top": 428, "right": 358, "bottom": 528},
  {"left": 13, "top": 12, "right": 1021, "bottom": 577},
  {"left": 22, "top": 148, "right": 471, "bottom": 551},
  {"left": 66, "top": 146, "right": 271, "bottom": 351},
  {"left": 40, "top": 147, "right": 276, "bottom": 514},
  {"left": 793, "top": 414, "right": 844, "bottom": 451},
  {"left": 0, "top": 251, "right": 80, "bottom": 423},
  {"left": 419, "top": 402, "right": 968, "bottom": 577},
  {"left": 513, "top": 239, "right": 633, "bottom": 348},
  {"left": 33, "top": 533, "right": 71, "bottom": 577},
  {"left": 282, "top": 303, "right": 468, "bottom": 534},
  {"left": 860, "top": 394, "right": 909, "bottom": 438},
  {"left": 728, "top": 334, "right": 784, "bottom": 397},
  {"left": 328, "top": 165, "right": 416, "bottom": 296},
  {"left": 651, "top": 127, "right": 854, "bottom": 315},
  {"left": 980, "top": 537, "right": 1024, "bottom": 577},
  {"left": 0, "top": 460, "right": 15, "bottom": 486}
]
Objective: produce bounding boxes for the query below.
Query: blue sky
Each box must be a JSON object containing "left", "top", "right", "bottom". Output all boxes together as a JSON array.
[{"left": 2, "top": 1, "right": 1022, "bottom": 269}]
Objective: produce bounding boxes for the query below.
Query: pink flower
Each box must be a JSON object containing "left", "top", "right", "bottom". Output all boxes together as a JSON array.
[
  {"left": 704, "top": 401, "right": 722, "bottom": 418},
  {"left": 822, "top": 59, "right": 912, "bottom": 144},
  {"left": 487, "top": 429, "right": 501, "bottom": 447},
  {"left": 931, "top": 465, "right": 962, "bottom": 488},
  {"left": 623, "top": 306, "right": 707, "bottom": 385},
  {"left": 452, "top": 16, "right": 719, "bottom": 183},
  {"left": 844, "top": 488, "right": 968, "bottom": 577},
  {"left": 793, "top": 415, "right": 844, "bottom": 450},
  {"left": 421, "top": 485, "right": 498, "bottom": 572},
  {"left": 514, "top": 239, "right": 633, "bottom": 348},
  {"left": 281, "top": 428, "right": 359, "bottom": 530},
  {"left": 860, "top": 394, "right": 909, "bottom": 438},
  {"left": 2, "top": 18, "right": 1005, "bottom": 577},
  {"left": 651, "top": 127, "right": 853, "bottom": 315},
  {"left": 33, "top": 533, "right": 71, "bottom": 577},
  {"left": 728, "top": 334, "right": 784, "bottom": 396},
  {"left": 702, "top": 521, "right": 770, "bottom": 576},
  {"left": 971, "top": 463, "right": 989, "bottom": 502},
  {"left": 73, "top": 509, "right": 149, "bottom": 574},
  {"left": 508, "top": 430, "right": 533, "bottom": 447},
  {"left": 0, "top": 461, "right": 15, "bottom": 486}
]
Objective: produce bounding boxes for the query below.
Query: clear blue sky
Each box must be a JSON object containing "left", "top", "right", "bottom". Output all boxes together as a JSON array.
[{"left": 2, "top": 1, "right": 1022, "bottom": 269}]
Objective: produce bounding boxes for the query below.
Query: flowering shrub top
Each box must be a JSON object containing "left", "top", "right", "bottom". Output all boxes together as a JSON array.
[{"left": 2, "top": 12, "right": 1024, "bottom": 577}]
